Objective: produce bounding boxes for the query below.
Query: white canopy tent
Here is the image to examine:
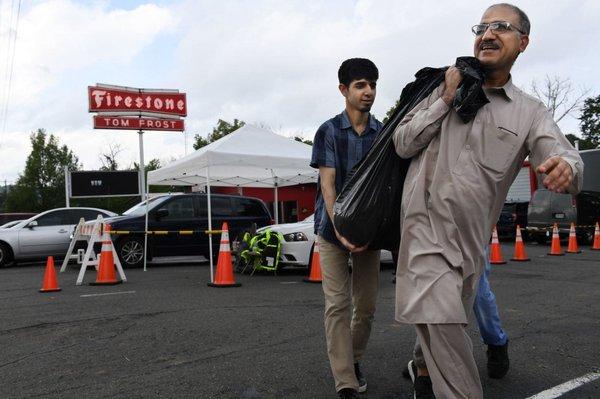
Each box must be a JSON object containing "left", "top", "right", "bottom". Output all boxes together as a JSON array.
[{"left": 146, "top": 125, "right": 317, "bottom": 280}]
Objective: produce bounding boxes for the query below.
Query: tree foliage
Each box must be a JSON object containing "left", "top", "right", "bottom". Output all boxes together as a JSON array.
[
  {"left": 383, "top": 98, "right": 402, "bottom": 124},
  {"left": 531, "top": 75, "right": 589, "bottom": 123},
  {"left": 99, "top": 143, "right": 123, "bottom": 171},
  {"left": 5, "top": 129, "right": 79, "bottom": 212},
  {"left": 294, "top": 136, "right": 313, "bottom": 146},
  {"left": 564, "top": 133, "right": 596, "bottom": 150},
  {"left": 579, "top": 94, "right": 600, "bottom": 147},
  {"left": 193, "top": 119, "right": 246, "bottom": 150}
]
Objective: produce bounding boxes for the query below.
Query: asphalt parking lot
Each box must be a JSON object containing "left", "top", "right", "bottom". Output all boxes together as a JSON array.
[{"left": 1, "top": 243, "right": 599, "bottom": 399}]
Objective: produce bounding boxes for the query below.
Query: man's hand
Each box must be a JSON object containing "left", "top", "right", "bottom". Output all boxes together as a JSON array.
[
  {"left": 441, "top": 66, "right": 463, "bottom": 106},
  {"left": 335, "top": 229, "right": 368, "bottom": 253},
  {"left": 537, "top": 156, "right": 574, "bottom": 193}
]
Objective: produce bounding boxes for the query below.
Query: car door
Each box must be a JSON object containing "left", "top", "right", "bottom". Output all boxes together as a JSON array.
[
  {"left": 230, "top": 197, "right": 268, "bottom": 240},
  {"left": 151, "top": 196, "right": 199, "bottom": 256},
  {"left": 17, "top": 209, "right": 73, "bottom": 257},
  {"left": 197, "top": 196, "right": 232, "bottom": 257}
]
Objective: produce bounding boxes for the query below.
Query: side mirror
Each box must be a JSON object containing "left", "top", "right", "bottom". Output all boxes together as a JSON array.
[
  {"left": 27, "top": 220, "right": 38, "bottom": 229},
  {"left": 155, "top": 208, "right": 169, "bottom": 220}
]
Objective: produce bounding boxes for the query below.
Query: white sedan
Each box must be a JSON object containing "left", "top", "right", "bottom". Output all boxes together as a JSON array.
[{"left": 258, "top": 214, "right": 394, "bottom": 268}]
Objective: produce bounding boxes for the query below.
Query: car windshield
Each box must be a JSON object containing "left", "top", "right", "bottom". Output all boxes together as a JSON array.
[
  {"left": 0, "top": 220, "right": 21, "bottom": 228},
  {"left": 302, "top": 214, "right": 314, "bottom": 222},
  {"left": 123, "top": 196, "right": 168, "bottom": 216}
]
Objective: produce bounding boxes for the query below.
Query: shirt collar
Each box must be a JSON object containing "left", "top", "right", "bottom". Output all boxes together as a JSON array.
[
  {"left": 341, "top": 110, "right": 378, "bottom": 132},
  {"left": 484, "top": 75, "right": 515, "bottom": 102}
]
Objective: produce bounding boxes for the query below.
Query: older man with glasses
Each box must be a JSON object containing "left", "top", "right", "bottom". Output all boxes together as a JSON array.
[{"left": 393, "top": 3, "right": 583, "bottom": 398}]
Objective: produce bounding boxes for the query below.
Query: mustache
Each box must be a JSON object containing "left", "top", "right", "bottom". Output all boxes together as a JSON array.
[{"left": 480, "top": 40, "right": 500, "bottom": 50}]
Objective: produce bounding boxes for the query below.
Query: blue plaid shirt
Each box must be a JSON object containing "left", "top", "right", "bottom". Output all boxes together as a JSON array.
[{"left": 310, "top": 110, "right": 382, "bottom": 248}]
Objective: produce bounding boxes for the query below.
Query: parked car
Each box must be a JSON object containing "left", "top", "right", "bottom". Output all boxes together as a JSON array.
[
  {"left": 528, "top": 189, "right": 600, "bottom": 244},
  {"left": 528, "top": 149, "right": 600, "bottom": 244},
  {"left": 257, "top": 214, "right": 394, "bottom": 269},
  {"left": 0, "top": 220, "right": 23, "bottom": 229},
  {"left": 496, "top": 202, "right": 528, "bottom": 239},
  {"left": 0, "top": 207, "right": 116, "bottom": 267},
  {"left": 97, "top": 193, "right": 273, "bottom": 267}
]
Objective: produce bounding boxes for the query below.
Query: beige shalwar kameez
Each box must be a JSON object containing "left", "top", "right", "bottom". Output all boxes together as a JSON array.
[{"left": 392, "top": 78, "right": 583, "bottom": 398}]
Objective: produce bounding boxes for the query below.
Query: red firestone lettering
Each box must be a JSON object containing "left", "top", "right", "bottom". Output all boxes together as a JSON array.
[
  {"left": 177, "top": 100, "right": 184, "bottom": 111},
  {"left": 135, "top": 97, "right": 143, "bottom": 108},
  {"left": 124, "top": 97, "right": 132, "bottom": 107},
  {"left": 145, "top": 96, "right": 152, "bottom": 108},
  {"left": 92, "top": 90, "right": 107, "bottom": 107},
  {"left": 165, "top": 99, "right": 174, "bottom": 110},
  {"left": 114, "top": 95, "right": 123, "bottom": 106},
  {"left": 153, "top": 98, "right": 163, "bottom": 109}
]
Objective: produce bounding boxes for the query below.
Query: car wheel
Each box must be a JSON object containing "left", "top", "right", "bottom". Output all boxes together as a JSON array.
[
  {"left": 117, "top": 237, "right": 145, "bottom": 268},
  {"left": 535, "top": 235, "right": 547, "bottom": 245},
  {"left": 580, "top": 230, "right": 594, "bottom": 245},
  {"left": 0, "top": 242, "right": 13, "bottom": 267}
]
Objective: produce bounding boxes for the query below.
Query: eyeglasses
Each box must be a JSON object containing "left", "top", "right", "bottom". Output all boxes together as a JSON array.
[{"left": 471, "top": 21, "right": 525, "bottom": 36}]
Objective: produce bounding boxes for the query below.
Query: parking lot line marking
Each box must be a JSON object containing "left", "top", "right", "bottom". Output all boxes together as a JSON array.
[
  {"left": 525, "top": 372, "right": 600, "bottom": 399},
  {"left": 280, "top": 281, "right": 299, "bottom": 284},
  {"left": 80, "top": 291, "right": 136, "bottom": 298}
]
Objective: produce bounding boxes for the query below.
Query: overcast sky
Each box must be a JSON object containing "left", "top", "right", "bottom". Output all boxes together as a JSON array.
[{"left": 0, "top": 0, "right": 598, "bottom": 183}]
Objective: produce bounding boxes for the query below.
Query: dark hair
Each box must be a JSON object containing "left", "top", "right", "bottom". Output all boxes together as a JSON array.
[
  {"left": 489, "top": 3, "right": 531, "bottom": 35},
  {"left": 338, "top": 58, "right": 379, "bottom": 87}
]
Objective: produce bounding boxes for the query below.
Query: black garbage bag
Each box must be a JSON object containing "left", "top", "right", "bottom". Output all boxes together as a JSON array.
[{"left": 333, "top": 57, "right": 488, "bottom": 250}]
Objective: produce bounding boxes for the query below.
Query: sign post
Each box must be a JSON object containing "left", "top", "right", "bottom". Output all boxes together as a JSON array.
[
  {"left": 139, "top": 130, "right": 146, "bottom": 200},
  {"left": 64, "top": 166, "right": 70, "bottom": 207}
]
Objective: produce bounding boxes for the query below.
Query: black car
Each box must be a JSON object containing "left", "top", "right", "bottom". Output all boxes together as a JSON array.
[
  {"left": 496, "top": 202, "right": 528, "bottom": 239},
  {"left": 104, "top": 193, "right": 272, "bottom": 267}
]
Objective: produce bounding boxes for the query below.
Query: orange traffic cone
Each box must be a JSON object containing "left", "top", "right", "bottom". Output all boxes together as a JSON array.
[
  {"left": 548, "top": 224, "right": 564, "bottom": 256},
  {"left": 489, "top": 226, "right": 506, "bottom": 265},
  {"left": 39, "top": 256, "right": 61, "bottom": 293},
  {"left": 90, "top": 224, "right": 121, "bottom": 285},
  {"left": 511, "top": 225, "right": 530, "bottom": 261},
  {"left": 207, "top": 222, "right": 241, "bottom": 287},
  {"left": 303, "top": 238, "right": 322, "bottom": 283},
  {"left": 592, "top": 222, "right": 600, "bottom": 251},
  {"left": 566, "top": 223, "right": 581, "bottom": 254}
]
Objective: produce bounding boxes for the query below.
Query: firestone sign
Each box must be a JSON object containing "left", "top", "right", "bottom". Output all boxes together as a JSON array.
[{"left": 88, "top": 86, "right": 187, "bottom": 116}]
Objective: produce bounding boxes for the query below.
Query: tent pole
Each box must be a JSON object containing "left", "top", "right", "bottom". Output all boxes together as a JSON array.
[
  {"left": 143, "top": 179, "right": 150, "bottom": 272},
  {"left": 206, "top": 167, "right": 214, "bottom": 283},
  {"left": 274, "top": 177, "right": 279, "bottom": 224}
]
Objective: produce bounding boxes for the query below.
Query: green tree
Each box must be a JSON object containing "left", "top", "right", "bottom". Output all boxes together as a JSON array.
[
  {"left": 383, "top": 98, "right": 402, "bottom": 124},
  {"left": 99, "top": 143, "right": 123, "bottom": 171},
  {"left": 192, "top": 119, "right": 245, "bottom": 150},
  {"left": 5, "top": 129, "right": 79, "bottom": 212},
  {"left": 579, "top": 95, "right": 600, "bottom": 147},
  {"left": 0, "top": 184, "right": 10, "bottom": 212},
  {"left": 565, "top": 134, "right": 596, "bottom": 150},
  {"left": 294, "top": 136, "right": 313, "bottom": 146}
]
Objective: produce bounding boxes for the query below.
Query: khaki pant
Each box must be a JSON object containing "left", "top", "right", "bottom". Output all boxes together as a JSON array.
[
  {"left": 318, "top": 236, "right": 380, "bottom": 392},
  {"left": 412, "top": 284, "right": 483, "bottom": 398},
  {"left": 414, "top": 324, "right": 483, "bottom": 399}
]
